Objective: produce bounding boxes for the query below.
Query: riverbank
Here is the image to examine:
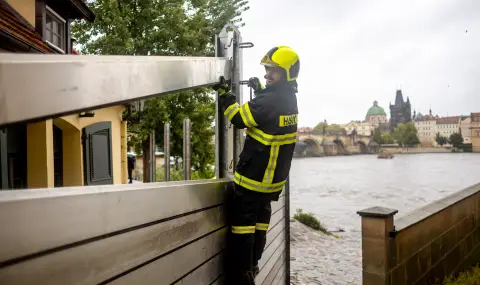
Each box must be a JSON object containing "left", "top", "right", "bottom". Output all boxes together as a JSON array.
[
  {"left": 382, "top": 146, "right": 450, "bottom": 154},
  {"left": 289, "top": 154, "right": 480, "bottom": 284},
  {"left": 290, "top": 219, "right": 362, "bottom": 285}
]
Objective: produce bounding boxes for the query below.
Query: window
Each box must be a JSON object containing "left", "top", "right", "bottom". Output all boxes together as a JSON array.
[{"left": 45, "top": 6, "right": 66, "bottom": 52}]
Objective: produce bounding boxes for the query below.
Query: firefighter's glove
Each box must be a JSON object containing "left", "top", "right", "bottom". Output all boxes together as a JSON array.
[
  {"left": 212, "top": 83, "right": 232, "bottom": 97},
  {"left": 247, "top": 77, "right": 264, "bottom": 93}
]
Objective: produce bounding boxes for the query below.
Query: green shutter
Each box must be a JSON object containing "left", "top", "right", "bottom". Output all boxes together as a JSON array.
[{"left": 83, "top": 122, "right": 113, "bottom": 185}]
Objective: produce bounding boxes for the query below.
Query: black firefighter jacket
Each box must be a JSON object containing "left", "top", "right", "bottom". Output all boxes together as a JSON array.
[{"left": 219, "top": 81, "right": 299, "bottom": 197}]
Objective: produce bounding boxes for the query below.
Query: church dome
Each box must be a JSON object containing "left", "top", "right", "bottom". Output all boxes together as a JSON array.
[{"left": 366, "top": 101, "right": 386, "bottom": 116}]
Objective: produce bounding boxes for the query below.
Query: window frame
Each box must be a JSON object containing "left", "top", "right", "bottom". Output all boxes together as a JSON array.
[{"left": 45, "top": 5, "right": 66, "bottom": 53}]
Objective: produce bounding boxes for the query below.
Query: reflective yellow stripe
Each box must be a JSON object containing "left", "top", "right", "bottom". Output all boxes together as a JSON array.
[
  {"left": 255, "top": 223, "right": 269, "bottom": 231},
  {"left": 239, "top": 103, "right": 258, "bottom": 128},
  {"left": 234, "top": 172, "right": 285, "bottom": 193},
  {"left": 245, "top": 128, "right": 297, "bottom": 146},
  {"left": 232, "top": 225, "right": 256, "bottom": 234},
  {"left": 224, "top": 102, "right": 240, "bottom": 121},
  {"left": 263, "top": 145, "right": 280, "bottom": 184}
]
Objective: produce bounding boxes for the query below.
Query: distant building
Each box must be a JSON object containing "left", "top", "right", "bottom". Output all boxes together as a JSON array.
[
  {"left": 436, "top": 116, "right": 461, "bottom": 139},
  {"left": 413, "top": 108, "right": 439, "bottom": 147},
  {"left": 460, "top": 116, "right": 472, "bottom": 143},
  {"left": 298, "top": 127, "right": 313, "bottom": 133},
  {"left": 366, "top": 101, "right": 388, "bottom": 126},
  {"left": 389, "top": 90, "right": 412, "bottom": 132},
  {"left": 471, "top": 113, "right": 480, "bottom": 153},
  {"left": 344, "top": 121, "right": 374, "bottom": 137}
]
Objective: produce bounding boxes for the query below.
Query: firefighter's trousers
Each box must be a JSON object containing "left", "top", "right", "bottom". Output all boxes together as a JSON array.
[{"left": 228, "top": 183, "right": 278, "bottom": 283}]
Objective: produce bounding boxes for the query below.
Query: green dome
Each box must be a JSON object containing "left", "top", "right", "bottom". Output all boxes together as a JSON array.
[{"left": 366, "top": 101, "right": 386, "bottom": 116}]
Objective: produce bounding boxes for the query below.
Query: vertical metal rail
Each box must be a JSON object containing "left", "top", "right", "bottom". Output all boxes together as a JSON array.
[
  {"left": 0, "top": 129, "right": 7, "bottom": 189},
  {"left": 148, "top": 130, "right": 156, "bottom": 182},
  {"left": 285, "top": 177, "right": 291, "bottom": 284},
  {"left": 231, "top": 28, "right": 243, "bottom": 170},
  {"left": 183, "top": 118, "right": 191, "bottom": 180},
  {"left": 164, "top": 123, "right": 170, "bottom": 181},
  {"left": 215, "top": 26, "right": 233, "bottom": 179},
  {"left": 214, "top": 24, "right": 251, "bottom": 178}
]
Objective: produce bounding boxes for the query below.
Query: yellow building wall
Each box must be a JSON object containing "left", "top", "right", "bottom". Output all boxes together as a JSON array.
[
  {"left": 6, "top": 0, "right": 35, "bottom": 27},
  {"left": 27, "top": 120, "right": 54, "bottom": 188},
  {"left": 121, "top": 121, "right": 128, "bottom": 184},
  {"left": 59, "top": 106, "right": 126, "bottom": 185}
]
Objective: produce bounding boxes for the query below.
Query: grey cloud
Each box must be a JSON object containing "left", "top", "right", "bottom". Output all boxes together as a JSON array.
[{"left": 240, "top": 0, "right": 480, "bottom": 127}]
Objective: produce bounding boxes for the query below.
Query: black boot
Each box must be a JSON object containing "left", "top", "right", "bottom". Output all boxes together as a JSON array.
[
  {"left": 240, "top": 271, "right": 256, "bottom": 285},
  {"left": 253, "top": 264, "right": 259, "bottom": 277}
]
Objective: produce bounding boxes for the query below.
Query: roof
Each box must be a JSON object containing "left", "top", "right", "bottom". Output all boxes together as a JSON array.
[
  {"left": 366, "top": 101, "right": 387, "bottom": 116},
  {"left": 436, "top": 116, "right": 461, "bottom": 125},
  {"left": 0, "top": 1, "right": 57, "bottom": 53},
  {"left": 395, "top": 90, "right": 404, "bottom": 105}
]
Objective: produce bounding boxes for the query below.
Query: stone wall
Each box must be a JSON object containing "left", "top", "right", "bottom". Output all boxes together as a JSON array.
[
  {"left": 381, "top": 147, "right": 450, "bottom": 154},
  {"left": 357, "top": 182, "right": 480, "bottom": 285}
]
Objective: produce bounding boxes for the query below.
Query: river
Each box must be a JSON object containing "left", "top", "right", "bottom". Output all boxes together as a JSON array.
[{"left": 288, "top": 153, "right": 480, "bottom": 285}]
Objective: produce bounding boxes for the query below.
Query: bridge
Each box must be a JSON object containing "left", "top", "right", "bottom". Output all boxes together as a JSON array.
[{"left": 295, "top": 131, "right": 376, "bottom": 157}]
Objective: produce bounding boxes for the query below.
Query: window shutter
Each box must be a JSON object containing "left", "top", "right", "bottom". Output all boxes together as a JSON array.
[{"left": 83, "top": 122, "right": 113, "bottom": 185}]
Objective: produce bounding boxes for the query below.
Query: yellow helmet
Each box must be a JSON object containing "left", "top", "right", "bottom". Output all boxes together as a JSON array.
[{"left": 260, "top": 46, "right": 300, "bottom": 82}]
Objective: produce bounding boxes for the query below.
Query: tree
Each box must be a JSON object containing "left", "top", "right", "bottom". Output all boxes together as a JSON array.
[
  {"left": 72, "top": 0, "right": 249, "bottom": 180},
  {"left": 381, "top": 133, "right": 395, "bottom": 144},
  {"left": 449, "top": 133, "right": 463, "bottom": 148},
  {"left": 313, "top": 121, "right": 346, "bottom": 135},
  {"left": 373, "top": 128, "right": 382, "bottom": 144},
  {"left": 393, "top": 122, "right": 419, "bottom": 147},
  {"left": 435, "top": 133, "right": 448, "bottom": 146}
]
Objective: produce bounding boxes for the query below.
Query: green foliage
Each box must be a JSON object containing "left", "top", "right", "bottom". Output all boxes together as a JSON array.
[
  {"left": 443, "top": 264, "right": 480, "bottom": 285},
  {"left": 373, "top": 128, "right": 382, "bottom": 144},
  {"left": 155, "top": 167, "right": 214, "bottom": 182},
  {"left": 436, "top": 133, "right": 448, "bottom": 146},
  {"left": 72, "top": 0, "right": 249, "bottom": 176},
  {"left": 293, "top": 209, "right": 330, "bottom": 235},
  {"left": 449, "top": 133, "right": 464, "bottom": 148},
  {"left": 313, "top": 122, "right": 346, "bottom": 135},
  {"left": 393, "top": 122, "right": 419, "bottom": 147},
  {"left": 381, "top": 133, "right": 395, "bottom": 144},
  {"left": 373, "top": 128, "right": 395, "bottom": 144}
]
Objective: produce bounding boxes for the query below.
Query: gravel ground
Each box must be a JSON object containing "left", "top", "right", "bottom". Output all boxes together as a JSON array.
[{"left": 290, "top": 219, "right": 362, "bottom": 285}]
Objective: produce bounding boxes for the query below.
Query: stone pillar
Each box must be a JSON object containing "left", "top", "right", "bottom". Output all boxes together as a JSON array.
[{"left": 357, "top": 206, "right": 398, "bottom": 285}]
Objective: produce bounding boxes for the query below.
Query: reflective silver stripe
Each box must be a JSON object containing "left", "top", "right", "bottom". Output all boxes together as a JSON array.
[
  {"left": 224, "top": 103, "right": 240, "bottom": 120},
  {"left": 234, "top": 172, "right": 285, "bottom": 193},
  {"left": 240, "top": 103, "right": 257, "bottom": 128},
  {"left": 263, "top": 145, "right": 279, "bottom": 184},
  {"left": 245, "top": 128, "right": 297, "bottom": 146}
]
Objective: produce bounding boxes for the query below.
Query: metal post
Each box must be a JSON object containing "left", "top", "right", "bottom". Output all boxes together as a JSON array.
[
  {"left": 215, "top": 30, "right": 231, "bottom": 179},
  {"left": 149, "top": 130, "right": 156, "bottom": 182},
  {"left": 0, "top": 129, "right": 8, "bottom": 190},
  {"left": 183, "top": 118, "right": 191, "bottom": 180},
  {"left": 284, "top": 178, "right": 291, "bottom": 284},
  {"left": 164, "top": 123, "right": 170, "bottom": 181}
]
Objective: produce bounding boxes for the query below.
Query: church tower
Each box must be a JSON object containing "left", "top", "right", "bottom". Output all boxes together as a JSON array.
[{"left": 389, "top": 89, "right": 412, "bottom": 132}]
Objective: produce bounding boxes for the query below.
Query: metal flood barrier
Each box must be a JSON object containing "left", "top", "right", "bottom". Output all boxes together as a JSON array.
[{"left": 0, "top": 24, "right": 290, "bottom": 285}]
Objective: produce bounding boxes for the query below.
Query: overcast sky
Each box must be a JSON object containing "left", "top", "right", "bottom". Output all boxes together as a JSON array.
[{"left": 238, "top": 0, "right": 480, "bottom": 128}]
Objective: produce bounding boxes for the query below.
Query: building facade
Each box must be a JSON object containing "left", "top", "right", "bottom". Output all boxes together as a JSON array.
[
  {"left": 413, "top": 109, "right": 439, "bottom": 147},
  {"left": 471, "top": 113, "right": 480, "bottom": 153},
  {"left": 344, "top": 121, "right": 374, "bottom": 137},
  {"left": 0, "top": 0, "right": 128, "bottom": 189},
  {"left": 389, "top": 90, "right": 412, "bottom": 132},
  {"left": 366, "top": 101, "right": 388, "bottom": 126},
  {"left": 436, "top": 116, "right": 461, "bottom": 139},
  {"left": 460, "top": 116, "right": 472, "bottom": 144}
]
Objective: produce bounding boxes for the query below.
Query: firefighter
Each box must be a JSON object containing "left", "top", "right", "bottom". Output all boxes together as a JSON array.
[{"left": 213, "top": 46, "right": 300, "bottom": 285}]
